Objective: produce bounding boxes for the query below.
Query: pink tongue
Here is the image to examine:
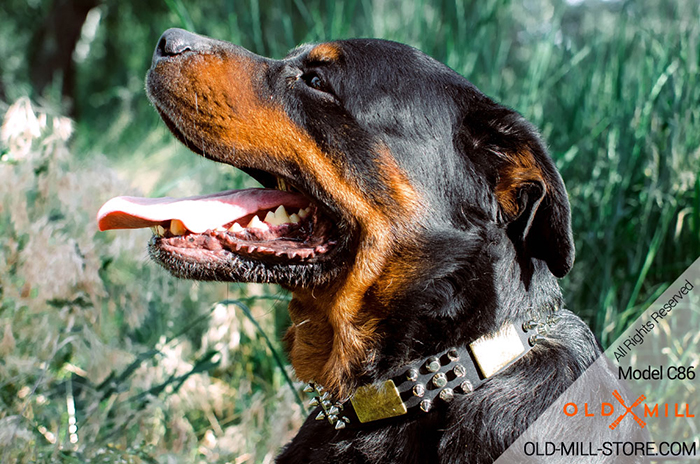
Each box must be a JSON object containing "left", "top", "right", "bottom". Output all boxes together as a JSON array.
[{"left": 97, "top": 188, "right": 308, "bottom": 234}]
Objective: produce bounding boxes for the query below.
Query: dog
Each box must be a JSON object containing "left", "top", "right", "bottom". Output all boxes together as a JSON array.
[{"left": 98, "top": 29, "right": 647, "bottom": 463}]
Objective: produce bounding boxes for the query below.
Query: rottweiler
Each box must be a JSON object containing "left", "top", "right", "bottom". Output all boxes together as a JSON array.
[{"left": 98, "top": 28, "right": 645, "bottom": 463}]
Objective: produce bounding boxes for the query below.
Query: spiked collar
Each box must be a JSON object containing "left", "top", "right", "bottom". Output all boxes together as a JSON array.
[{"left": 305, "top": 307, "right": 561, "bottom": 430}]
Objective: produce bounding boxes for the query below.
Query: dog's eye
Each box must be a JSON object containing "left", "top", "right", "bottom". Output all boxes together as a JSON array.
[
  {"left": 302, "top": 72, "right": 327, "bottom": 92},
  {"left": 309, "top": 76, "right": 323, "bottom": 90}
]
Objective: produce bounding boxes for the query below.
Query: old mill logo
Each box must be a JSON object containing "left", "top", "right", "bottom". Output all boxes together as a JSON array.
[{"left": 563, "top": 390, "right": 694, "bottom": 429}]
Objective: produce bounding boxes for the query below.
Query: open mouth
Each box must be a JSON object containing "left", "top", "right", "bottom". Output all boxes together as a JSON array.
[
  {"left": 98, "top": 53, "right": 347, "bottom": 284},
  {"left": 97, "top": 179, "right": 338, "bottom": 266}
]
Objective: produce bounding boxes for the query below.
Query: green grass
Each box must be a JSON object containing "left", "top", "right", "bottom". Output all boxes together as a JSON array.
[{"left": 1, "top": 0, "right": 699, "bottom": 462}]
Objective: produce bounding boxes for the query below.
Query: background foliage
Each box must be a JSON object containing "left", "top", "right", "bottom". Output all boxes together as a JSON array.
[{"left": 1, "top": 0, "right": 699, "bottom": 462}]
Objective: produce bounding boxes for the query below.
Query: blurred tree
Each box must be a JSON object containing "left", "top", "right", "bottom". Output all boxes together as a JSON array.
[{"left": 29, "top": 0, "right": 100, "bottom": 115}]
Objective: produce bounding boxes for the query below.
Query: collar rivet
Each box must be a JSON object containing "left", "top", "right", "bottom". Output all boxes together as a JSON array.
[{"left": 432, "top": 372, "right": 448, "bottom": 388}]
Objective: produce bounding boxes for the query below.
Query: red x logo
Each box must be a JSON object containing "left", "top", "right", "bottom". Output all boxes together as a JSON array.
[{"left": 609, "top": 390, "right": 646, "bottom": 430}]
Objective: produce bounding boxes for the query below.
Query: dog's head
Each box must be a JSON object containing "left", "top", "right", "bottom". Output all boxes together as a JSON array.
[{"left": 98, "top": 29, "right": 574, "bottom": 395}]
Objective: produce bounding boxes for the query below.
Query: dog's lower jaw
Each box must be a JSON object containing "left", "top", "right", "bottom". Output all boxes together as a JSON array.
[{"left": 147, "top": 239, "right": 341, "bottom": 287}]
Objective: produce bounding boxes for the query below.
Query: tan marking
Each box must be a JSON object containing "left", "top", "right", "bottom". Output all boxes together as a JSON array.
[
  {"left": 152, "top": 50, "right": 422, "bottom": 398},
  {"left": 495, "top": 149, "right": 544, "bottom": 217},
  {"left": 308, "top": 43, "right": 343, "bottom": 63}
]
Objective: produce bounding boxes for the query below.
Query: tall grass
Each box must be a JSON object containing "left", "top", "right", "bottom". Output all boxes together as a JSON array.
[{"left": 1, "top": 0, "right": 699, "bottom": 462}]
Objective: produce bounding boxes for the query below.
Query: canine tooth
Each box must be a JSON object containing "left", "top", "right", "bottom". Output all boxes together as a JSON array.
[
  {"left": 277, "top": 178, "right": 288, "bottom": 191},
  {"left": 289, "top": 213, "right": 300, "bottom": 224},
  {"left": 247, "top": 215, "right": 269, "bottom": 230},
  {"left": 170, "top": 219, "right": 187, "bottom": 236},
  {"left": 155, "top": 225, "right": 166, "bottom": 236},
  {"left": 229, "top": 222, "right": 244, "bottom": 233},
  {"left": 298, "top": 208, "right": 308, "bottom": 219}
]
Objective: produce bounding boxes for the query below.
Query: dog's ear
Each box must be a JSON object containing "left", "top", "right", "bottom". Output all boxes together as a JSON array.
[
  {"left": 494, "top": 142, "right": 574, "bottom": 277},
  {"left": 466, "top": 109, "right": 574, "bottom": 278}
]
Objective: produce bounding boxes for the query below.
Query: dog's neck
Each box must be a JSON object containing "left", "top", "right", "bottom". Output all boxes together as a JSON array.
[{"left": 284, "top": 241, "right": 564, "bottom": 401}]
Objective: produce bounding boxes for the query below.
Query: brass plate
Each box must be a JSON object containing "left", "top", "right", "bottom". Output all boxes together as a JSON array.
[
  {"left": 469, "top": 323, "right": 525, "bottom": 378},
  {"left": 350, "top": 379, "right": 407, "bottom": 423}
]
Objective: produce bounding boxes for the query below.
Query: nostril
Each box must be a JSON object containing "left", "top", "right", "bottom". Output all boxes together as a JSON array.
[
  {"left": 156, "top": 36, "right": 168, "bottom": 56},
  {"left": 154, "top": 28, "right": 199, "bottom": 60}
]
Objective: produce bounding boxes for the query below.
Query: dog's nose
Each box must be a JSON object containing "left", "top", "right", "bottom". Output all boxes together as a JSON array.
[{"left": 153, "top": 28, "right": 209, "bottom": 64}]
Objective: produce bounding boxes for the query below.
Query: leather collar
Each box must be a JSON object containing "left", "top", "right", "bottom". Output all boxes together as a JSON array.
[{"left": 305, "top": 308, "right": 561, "bottom": 430}]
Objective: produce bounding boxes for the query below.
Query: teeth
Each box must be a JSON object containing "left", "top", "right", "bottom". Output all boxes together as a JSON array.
[
  {"left": 229, "top": 222, "right": 244, "bottom": 233},
  {"left": 264, "top": 205, "right": 292, "bottom": 226},
  {"left": 170, "top": 219, "right": 187, "bottom": 236},
  {"left": 247, "top": 215, "right": 269, "bottom": 230},
  {"left": 277, "top": 178, "right": 288, "bottom": 191},
  {"left": 151, "top": 225, "right": 166, "bottom": 237},
  {"left": 298, "top": 207, "right": 310, "bottom": 219},
  {"left": 289, "top": 213, "right": 300, "bottom": 224},
  {"left": 264, "top": 211, "right": 277, "bottom": 224},
  {"left": 275, "top": 205, "right": 291, "bottom": 223}
]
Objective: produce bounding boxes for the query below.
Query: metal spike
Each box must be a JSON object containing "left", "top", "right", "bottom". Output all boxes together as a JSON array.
[
  {"left": 425, "top": 356, "right": 440, "bottom": 373},
  {"left": 412, "top": 383, "right": 425, "bottom": 397},
  {"left": 522, "top": 320, "right": 538, "bottom": 331},
  {"left": 446, "top": 348, "right": 460, "bottom": 362},
  {"left": 460, "top": 380, "right": 474, "bottom": 393},
  {"left": 322, "top": 400, "right": 332, "bottom": 409},
  {"left": 335, "top": 420, "right": 347, "bottom": 430},
  {"left": 308, "top": 397, "right": 320, "bottom": 407},
  {"left": 328, "top": 406, "right": 340, "bottom": 415},
  {"left": 420, "top": 399, "right": 432, "bottom": 412},
  {"left": 406, "top": 367, "right": 419, "bottom": 382},
  {"left": 547, "top": 315, "right": 561, "bottom": 326},
  {"left": 439, "top": 388, "right": 455, "bottom": 403},
  {"left": 327, "top": 414, "right": 338, "bottom": 425},
  {"left": 529, "top": 334, "right": 546, "bottom": 346},
  {"left": 453, "top": 364, "right": 466, "bottom": 378},
  {"left": 303, "top": 383, "right": 315, "bottom": 393},
  {"left": 315, "top": 411, "right": 326, "bottom": 421}
]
